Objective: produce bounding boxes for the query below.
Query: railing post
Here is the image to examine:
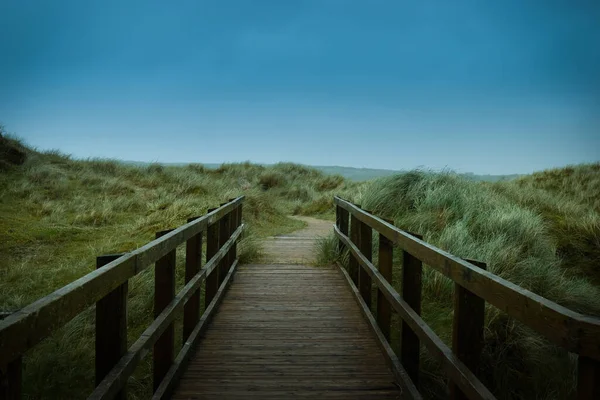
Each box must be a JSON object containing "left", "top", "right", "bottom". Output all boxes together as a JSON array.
[
  {"left": 578, "top": 356, "right": 600, "bottom": 399},
  {"left": 358, "top": 212, "right": 373, "bottom": 309},
  {"left": 219, "top": 203, "right": 231, "bottom": 283},
  {"left": 336, "top": 203, "right": 349, "bottom": 255},
  {"left": 401, "top": 231, "right": 423, "bottom": 387},
  {"left": 450, "top": 259, "right": 486, "bottom": 400},
  {"left": 228, "top": 199, "right": 238, "bottom": 262},
  {"left": 95, "top": 253, "right": 127, "bottom": 400},
  {"left": 153, "top": 229, "right": 175, "bottom": 392},
  {"left": 377, "top": 218, "right": 394, "bottom": 341},
  {"left": 348, "top": 205, "right": 361, "bottom": 285},
  {"left": 184, "top": 217, "right": 203, "bottom": 342},
  {"left": 0, "top": 355, "right": 21, "bottom": 400},
  {"left": 205, "top": 208, "right": 220, "bottom": 308}
]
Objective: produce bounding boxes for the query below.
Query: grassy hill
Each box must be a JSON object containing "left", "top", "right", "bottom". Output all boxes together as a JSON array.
[
  {"left": 0, "top": 135, "right": 363, "bottom": 399},
  {"left": 2, "top": 132, "right": 598, "bottom": 399},
  {"left": 125, "top": 160, "right": 521, "bottom": 182},
  {"left": 321, "top": 165, "right": 600, "bottom": 399}
]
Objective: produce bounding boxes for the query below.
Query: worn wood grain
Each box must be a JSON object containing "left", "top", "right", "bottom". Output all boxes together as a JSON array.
[
  {"left": 154, "top": 230, "right": 176, "bottom": 392},
  {"left": 401, "top": 232, "right": 423, "bottom": 387},
  {"left": 335, "top": 225, "right": 495, "bottom": 400},
  {"left": 334, "top": 196, "right": 600, "bottom": 360},
  {"left": 89, "top": 225, "right": 243, "bottom": 400},
  {"left": 377, "top": 218, "right": 394, "bottom": 341},
  {"left": 95, "top": 254, "right": 127, "bottom": 400},
  {"left": 358, "top": 217, "right": 373, "bottom": 308},
  {"left": 171, "top": 264, "right": 402, "bottom": 399},
  {"left": 337, "top": 262, "right": 421, "bottom": 400},
  {"left": 152, "top": 260, "right": 239, "bottom": 400},
  {"left": 205, "top": 208, "right": 220, "bottom": 308},
  {"left": 0, "top": 197, "right": 244, "bottom": 367},
  {"left": 183, "top": 217, "right": 202, "bottom": 342},
  {"left": 451, "top": 259, "right": 487, "bottom": 400}
]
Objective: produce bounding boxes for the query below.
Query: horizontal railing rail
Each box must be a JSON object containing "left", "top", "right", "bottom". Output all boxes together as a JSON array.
[
  {"left": 333, "top": 195, "right": 600, "bottom": 400},
  {"left": 0, "top": 196, "right": 244, "bottom": 399}
]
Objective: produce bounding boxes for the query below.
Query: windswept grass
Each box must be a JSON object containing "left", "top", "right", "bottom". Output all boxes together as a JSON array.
[
  {"left": 0, "top": 136, "right": 360, "bottom": 399},
  {"left": 319, "top": 166, "right": 600, "bottom": 399}
]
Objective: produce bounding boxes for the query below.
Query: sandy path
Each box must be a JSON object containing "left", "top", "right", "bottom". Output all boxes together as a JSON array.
[{"left": 259, "top": 216, "right": 333, "bottom": 264}]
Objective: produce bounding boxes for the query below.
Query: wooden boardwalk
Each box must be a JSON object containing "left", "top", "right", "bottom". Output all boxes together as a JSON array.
[{"left": 171, "top": 263, "right": 401, "bottom": 399}]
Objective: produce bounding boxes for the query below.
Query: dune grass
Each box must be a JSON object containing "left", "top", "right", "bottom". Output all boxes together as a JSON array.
[
  {"left": 318, "top": 165, "right": 600, "bottom": 399},
  {"left": 3, "top": 130, "right": 598, "bottom": 399},
  {"left": 0, "top": 135, "right": 361, "bottom": 399}
]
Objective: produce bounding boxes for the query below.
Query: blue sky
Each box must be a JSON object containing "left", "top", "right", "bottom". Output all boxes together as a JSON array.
[{"left": 1, "top": 1, "right": 598, "bottom": 174}]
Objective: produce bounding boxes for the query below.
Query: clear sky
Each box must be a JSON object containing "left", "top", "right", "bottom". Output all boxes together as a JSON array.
[{"left": 1, "top": 1, "right": 599, "bottom": 174}]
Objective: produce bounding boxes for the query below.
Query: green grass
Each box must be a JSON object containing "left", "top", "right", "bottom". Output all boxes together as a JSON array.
[
  {"left": 0, "top": 135, "right": 361, "bottom": 399},
  {"left": 318, "top": 165, "right": 600, "bottom": 399},
  {"left": 3, "top": 131, "right": 597, "bottom": 400}
]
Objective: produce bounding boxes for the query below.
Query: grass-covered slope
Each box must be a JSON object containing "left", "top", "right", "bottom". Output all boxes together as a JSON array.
[
  {"left": 0, "top": 135, "right": 361, "bottom": 399},
  {"left": 349, "top": 166, "right": 600, "bottom": 399}
]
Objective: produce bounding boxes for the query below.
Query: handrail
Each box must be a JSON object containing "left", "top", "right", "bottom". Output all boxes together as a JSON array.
[
  {"left": 0, "top": 196, "right": 242, "bottom": 366},
  {"left": 0, "top": 196, "right": 244, "bottom": 399},
  {"left": 90, "top": 226, "right": 243, "bottom": 400},
  {"left": 333, "top": 195, "right": 600, "bottom": 400},
  {"left": 336, "top": 225, "right": 494, "bottom": 400},
  {"left": 334, "top": 196, "right": 600, "bottom": 359}
]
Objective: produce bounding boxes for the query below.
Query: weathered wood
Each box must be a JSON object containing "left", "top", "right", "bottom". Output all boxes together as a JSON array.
[
  {"left": 184, "top": 217, "right": 202, "bottom": 341},
  {"left": 336, "top": 263, "right": 422, "bottom": 400},
  {"left": 336, "top": 204, "right": 349, "bottom": 256},
  {"left": 95, "top": 254, "right": 127, "bottom": 400},
  {"left": 401, "top": 231, "right": 423, "bottom": 387},
  {"left": 205, "top": 208, "right": 220, "bottom": 309},
  {"left": 152, "top": 260, "right": 239, "bottom": 400},
  {"left": 578, "top": 355, "right": 600, "bottom": 400},
  {"left": 451, "top": 259, "right": 487, "bottom": 400},
  {"left": 334, "top": 225, "right": 495, "bottom": 400},
  {"left": 219, "top": 204, "right": 231, "bottom": 285},
  {"left": 90, "top": 225, "right": 243, "bottom": 400},
  {"left": 154, "top": 230, "right": 176, "bottom": 392},
  {"left": 171, "top": 264, "right": 402, "bottom": 399},
  {"left": 0, "top": 197, "right": 245, "bottom": 367},
  {"left": 228, "top": 201, "right": 238, "bottom": 263},
  {"left": 0, "top": 356, "right": 21, "bottom": 400},
  {"left": 358, "top": 216, "right": 372, "bottom": 308},
  {"left": 349, "top": 212, "right": 361, "bottom": 286},
  {"left": 333, "top": 196, "right": 600, "bottom": 360},
  {"left": 377, "top": 218, "right": 394, "bottom": 341}
]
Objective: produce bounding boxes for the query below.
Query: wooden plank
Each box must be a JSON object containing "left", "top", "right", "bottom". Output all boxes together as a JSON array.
[
  {"left": 450, "top": 259, "right": 486, "bottom": 400},
  {"left": 95, "top": 254, "right": 127, "bottom": 400},
  {"left": 377, "top": 219, "right": 394, "bottom": 341},
  {"left": 184, "top": 217, "right": 202, "bottom": 341},
  {"left": 336, "top": 204, "right": 349, "bottom": 255},
  {"left": 0, "top": 356, "right": 21, "bottom": 400},
  {"left": 154, "top": 230, "right": 176, "bottom": 392},
  {"left": 578, "top": 355, "right": 600, "bottom": 400},
  {"left": 334, "top": 225, "right": 496, "bottom": 400},
  {"left": 219, "top": 204, "right": 231, "bottom": 284},
  {"left": 349, "top": 212, "right": 361, "bottom": 286},
  {"left": 205, "top": 208, "right": 220, "bottom": 308},
  {"left": 152, "top": 260, "right": 239, "bottom": 400},
  {"left": 89, "top": 225, "right": 244, "bottom": 400},
  {"left": 170, "top": 264, "right": 401, "bottom": 399},
  {"left": 401, "top": 231, "right": 423, "bottom": 387},
  {"left": 0, "top": 197, "right": 245, "bottom": 367},
  {"left": 358, "top": 216, "right": 372, "bottom": 308},
  {"left": 333, "top": 196, "right": 600, "bottom": 360},
  {"left": 336, "top": 263, "right": 422, "bottom": 400}
]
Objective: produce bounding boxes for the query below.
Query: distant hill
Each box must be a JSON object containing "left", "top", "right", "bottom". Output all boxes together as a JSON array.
[{"left": 122, "top": 160, "right": 520, "bottom": 182}]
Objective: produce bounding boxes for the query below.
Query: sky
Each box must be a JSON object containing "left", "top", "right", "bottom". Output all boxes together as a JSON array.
[{"left": 0, "top": 0, "right": 599, "bottom": 175}]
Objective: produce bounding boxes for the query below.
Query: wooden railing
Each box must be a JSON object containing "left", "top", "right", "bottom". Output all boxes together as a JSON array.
[
  {"left": 0, "top": 196, "right": 244, "bottom": 400},
  {"left": 334, "top": 196, "right": 600, "bottom": 400}
]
